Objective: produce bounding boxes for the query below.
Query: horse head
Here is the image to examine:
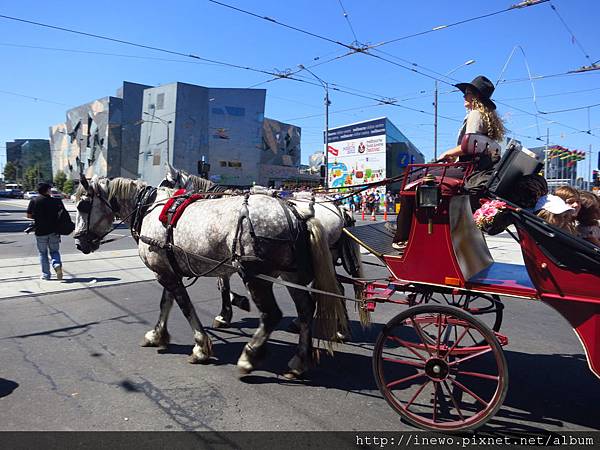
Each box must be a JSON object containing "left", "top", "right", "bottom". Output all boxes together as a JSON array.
[{"left": 73, "top": 176, "right": 117, "bottom": 254}]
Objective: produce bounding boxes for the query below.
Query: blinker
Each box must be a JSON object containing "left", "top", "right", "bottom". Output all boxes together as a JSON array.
[{"left": 77, "top": 200, "right": 92, "bottom": 213}]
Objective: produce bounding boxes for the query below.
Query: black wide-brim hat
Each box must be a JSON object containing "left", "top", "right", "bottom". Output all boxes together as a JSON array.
[{"left": 455, "top": 75, "right": 496, "bottom": 110}]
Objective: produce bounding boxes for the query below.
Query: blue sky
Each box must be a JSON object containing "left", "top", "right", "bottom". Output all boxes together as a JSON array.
[{"left": 1, "top": 0, "right": 599, "bottom": 178}]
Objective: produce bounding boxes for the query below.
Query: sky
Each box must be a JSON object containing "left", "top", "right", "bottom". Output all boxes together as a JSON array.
[{"left": 1, "top": 0, "right": 599, "bottom": 179}]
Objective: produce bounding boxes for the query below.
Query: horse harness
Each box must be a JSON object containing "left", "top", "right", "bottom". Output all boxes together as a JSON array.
[{"left": 137, "top": 187, "right": 311, "bottom": 280}]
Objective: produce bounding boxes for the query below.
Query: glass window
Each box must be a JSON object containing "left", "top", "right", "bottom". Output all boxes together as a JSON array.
[
  {"left": 225, "top": 106, "right": 245, "bottom": 117},
  {"left": 156, "top": 93, "right": 165, "bottom": 110},
  {"left": 152, "top": 153, "right": 161, "bottom": 166},
  {"left": 211, "top": 107, "right": 225, "bottom": 115},
  {"left": 219, "top": 161, "right": 227, "bottom": 167},
  {"left": 228, "top": 161, "right": 242, "bottom": 168}
]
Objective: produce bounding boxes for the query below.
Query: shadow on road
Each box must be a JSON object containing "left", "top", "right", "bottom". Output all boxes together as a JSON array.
[
  {"left": 62, "top": 277, "right": 121, "bottom": 283},
  {"left": 0, "top": 378, "right": 19, "bottom": 398},
  {"left": 484, "top": 349, "right": 600, "bottom": 433}
]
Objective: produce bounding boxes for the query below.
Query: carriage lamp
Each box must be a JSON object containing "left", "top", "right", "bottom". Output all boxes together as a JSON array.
[{"left": 416, "top": 174, "right": 440, "bottom": 234}]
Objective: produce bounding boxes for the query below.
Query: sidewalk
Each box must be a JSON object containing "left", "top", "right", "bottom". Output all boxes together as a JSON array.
[{"left": 0, "top": 248, "right": 155, "bottom": 300}]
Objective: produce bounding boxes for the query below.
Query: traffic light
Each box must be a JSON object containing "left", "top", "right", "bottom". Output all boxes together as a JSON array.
[{"left": 593, "top": 169, "right": 600, "bottom": 187}]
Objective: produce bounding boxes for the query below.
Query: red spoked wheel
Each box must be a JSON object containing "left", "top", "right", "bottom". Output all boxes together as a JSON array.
[{"left": 373, "top": 305, "right": 508, "bottom": 431}]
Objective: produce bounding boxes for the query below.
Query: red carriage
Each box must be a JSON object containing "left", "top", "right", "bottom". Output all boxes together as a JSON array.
[{"left": 342, "top": 145, "right": 600, "bottom": 431}]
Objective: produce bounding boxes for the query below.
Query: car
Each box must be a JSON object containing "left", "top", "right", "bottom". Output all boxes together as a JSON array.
[
  {"left": 50, "top": 189, "right": 64, "bottom": 199},
  {"left": 2, "top": 189, "right": 23, "bottom": 199},
  {"left": 24, "top": 191, "right": 39, "bottom": 200}
]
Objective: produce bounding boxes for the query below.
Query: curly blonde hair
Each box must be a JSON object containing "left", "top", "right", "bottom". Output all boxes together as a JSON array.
[{"left": 471, "top": 97, "right": 505, "bottom": 142}]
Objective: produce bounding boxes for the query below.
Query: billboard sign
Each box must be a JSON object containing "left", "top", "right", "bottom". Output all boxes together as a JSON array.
[{"left": 326, "top": 118, "right": 387, "bottom": 189}]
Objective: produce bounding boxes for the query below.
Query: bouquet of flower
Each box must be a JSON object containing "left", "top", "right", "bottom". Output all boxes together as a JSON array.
[{"left": 473, "top": 200, "right": 507, "bottom": 230}]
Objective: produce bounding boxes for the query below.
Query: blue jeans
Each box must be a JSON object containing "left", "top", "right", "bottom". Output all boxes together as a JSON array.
[{"left": 36, "top": 233, "right": 62, "bottom": 279}]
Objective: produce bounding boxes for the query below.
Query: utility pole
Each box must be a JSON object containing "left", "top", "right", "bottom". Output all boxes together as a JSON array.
[
  {"left": 298, "top": 65, "right": 330, "bottom": 189},
  {"left": 433, "top": 59, "right": 475, "bottom": 160},
  {"left": 589, "top": 145, "right": 593, "bottom": 190},
  {"left": 434, "top": 81, "right": 438, "bottom": 160},
  {"left": 544, "top": 128, "right": 549, "bottom": 182}
]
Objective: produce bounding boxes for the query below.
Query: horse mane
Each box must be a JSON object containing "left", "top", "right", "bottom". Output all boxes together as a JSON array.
[
  {"left": 107, "top": 177, "right": 146, "bottom": 201},
  {"left": 184, "top": 172, "right": 215, "bottom": 192}
]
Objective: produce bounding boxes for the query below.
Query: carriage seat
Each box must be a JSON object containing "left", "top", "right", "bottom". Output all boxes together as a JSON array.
[
  {"left": 404, "top": 175, "right": 464, "bottom": 196},
  {"left": 508, "top": 208, "right": 600, "bottom": 274}
]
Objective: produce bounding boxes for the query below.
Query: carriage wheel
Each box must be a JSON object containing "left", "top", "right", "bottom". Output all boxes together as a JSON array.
[
  {"left": 410, "top": 291, "right": 503, "bottom": 336},
  {"left": 373, "top": 305, "right": 508, "bottom": 431}
]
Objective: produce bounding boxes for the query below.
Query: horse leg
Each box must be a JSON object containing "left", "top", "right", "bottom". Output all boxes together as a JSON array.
[
  {"left": 141, "top": 287, "right": 174, "bottom": 348},
  {"left": 237, "top": 277, "right": 282, "bottom": 374},
  {"left": 213, "top": 276, "right": 233, "bottom": 328},
  {"left": 282, "top": 278, "right": 316, "bottom": 379},
  {"left": 160, "top": 276, "right": 212, "bottom": 364}
]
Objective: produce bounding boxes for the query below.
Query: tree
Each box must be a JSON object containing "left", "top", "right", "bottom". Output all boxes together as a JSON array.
[
  {"left": 23, "top": 167, "right": 39, "bottom": 191},
  {"left": 3, "top": 161, "right": 17, "bottom": 181},
  {"left": 63, "top": 179, "right": 75, "bottom": 195},
  {"left": 54, "top": 170, "right": 67, "bottom": 191}
]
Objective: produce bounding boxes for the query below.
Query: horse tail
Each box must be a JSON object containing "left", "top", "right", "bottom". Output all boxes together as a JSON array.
[
  {"left": 343, "top": 235, "right": 370, "bottom": 326},
  {"left": 306, "top": 217, "right": 349, "bottom": 353}
]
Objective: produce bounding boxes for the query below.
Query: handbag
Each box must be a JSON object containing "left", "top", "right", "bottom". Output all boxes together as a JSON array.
[{"left": 56, "top": 204, "right": 75, "bottom": 235}]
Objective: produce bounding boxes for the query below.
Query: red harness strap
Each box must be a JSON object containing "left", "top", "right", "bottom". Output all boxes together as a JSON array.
[{"left": 159, "top": 189, "right": 206, "bottom": 227}]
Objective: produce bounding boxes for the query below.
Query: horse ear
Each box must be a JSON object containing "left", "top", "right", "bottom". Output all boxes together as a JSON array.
[
  {"left": 80, "top": 173, "right": 89, "bottom": 191},
  {"left": 165, "top": 162, "right": 176, "bottom": 178}
]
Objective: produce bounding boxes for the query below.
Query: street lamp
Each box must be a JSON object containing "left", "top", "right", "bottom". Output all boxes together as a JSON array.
[
  {"left": 298, "top": 64, "right": 331, "bottom": 189},
  {"left": 143, "top": 112, "right": 173, "bottom": 165},
  {"left": 434, "top": 59, "right": 476, "bottom": 160}
]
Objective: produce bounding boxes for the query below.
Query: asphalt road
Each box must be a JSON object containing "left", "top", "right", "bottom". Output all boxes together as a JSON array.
[
  {"left": 0, "top": 198, "right": 598, "bottom": 432},
  {"left": 0, "top": 198, "right": 136, "bottom": 258}
]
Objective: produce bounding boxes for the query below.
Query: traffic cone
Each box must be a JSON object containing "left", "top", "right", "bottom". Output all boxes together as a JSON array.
[
  {"left": 383, "top": 201, "right": 388, "bottom": 221},
  {"left": 361, "top": 207, "right": 365, "bottom": 220},
  {"left": 371, "top": 210, "right": 376, "bottom": 221}
]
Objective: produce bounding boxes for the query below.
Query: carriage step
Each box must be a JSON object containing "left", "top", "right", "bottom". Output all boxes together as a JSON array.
[{"left": 343, "top": 221, "right": 396, "bottom": 257}]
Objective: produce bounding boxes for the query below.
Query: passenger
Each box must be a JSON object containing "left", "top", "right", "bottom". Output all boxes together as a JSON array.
[
  {"left": 534, "top": 194, "right": 576, "bottom": 234},
  {"left": 392, "top": 75, "right": 504, "bottom": 250},
  {"left": 576, "top": 191, "right": 600, "bottom": 246},
  {"left": 554, "top": 185, "right": 581, "bottom": 218}
]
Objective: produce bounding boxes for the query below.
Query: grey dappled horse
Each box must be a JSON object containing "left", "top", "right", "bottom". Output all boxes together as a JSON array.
[
  {"left": 160, "top": 164, "right": 365, "bottom": 332},
  {"left": 73, "top": 176, "right": 348, "bottom": 377}
]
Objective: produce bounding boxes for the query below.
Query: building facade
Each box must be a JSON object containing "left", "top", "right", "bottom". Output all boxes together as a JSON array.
[
  {"left": 326, "top": 117, "right": 423, "bottom": 192},
  {"left": 5, "top": 139, "right": 52, "bottom": 182},
  {"left": 138, "top": 83, "right": 302, "bottom": 188},
  {"left": 50, "top": 81, "right": 149, "bottom": 179}
]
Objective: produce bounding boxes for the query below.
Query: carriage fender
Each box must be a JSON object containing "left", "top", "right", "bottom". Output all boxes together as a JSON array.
[{"left": 543, "top": 296, "right": 600, "bottom": 380}]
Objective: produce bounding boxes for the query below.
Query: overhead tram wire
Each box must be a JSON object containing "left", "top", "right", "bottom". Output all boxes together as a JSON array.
[
  {"left": 549, "top": 1, "right": 594, "bottom": 66},
  {"left": 495, "top": 100, "right": 600, "bottom": 139},
  {"left": 367, "top": 1, "right": 549, "bottom": 49},
  {"left": 207, "top": 0, "right": 548, "bottom": 89},
  {"left": 0, "top": 42, "right": 224, "bottom": 66},
  {"left": 0, "top": 14, "right": 281, "bottom": 78},
  {"left": 0, "top": 13, "right": 463, "bottom": 126},
  {"left": 337, "top": 0, "right": 359, "bottom": 44}
]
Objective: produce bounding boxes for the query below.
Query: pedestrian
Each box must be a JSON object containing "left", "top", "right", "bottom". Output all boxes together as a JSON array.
[
  {"left": 392, "top": 75, "right": 505, "bottom": 250},
  {"left": 26, "top": 182, "right": 64, "bottom": 280},
  {"left": 576, "top": 191, "right": 600, "bottom": 246}
]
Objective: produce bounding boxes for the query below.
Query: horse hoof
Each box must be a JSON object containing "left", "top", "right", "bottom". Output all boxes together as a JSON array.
[
  {"left": 283, "top": 369, "right": 303, "bottom": 380},
  {"left": 141, "top": 330, "right": 164, "bottom": 347},
  {"left": 188, "top": 343, "right": 211, "bottom": 364},
  {"left": 237, "top": 357, "right": 253, "bottom": 374},
  {"left": 212, "top": 316, "right": 230, "bottom": 329}
]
